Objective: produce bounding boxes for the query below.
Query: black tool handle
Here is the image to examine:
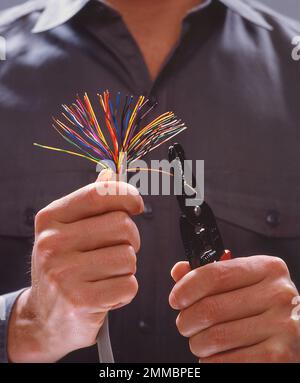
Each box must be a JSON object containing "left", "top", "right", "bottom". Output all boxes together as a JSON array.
[{"left": 179, "top": 215, "right": 225, "bottom": 270}]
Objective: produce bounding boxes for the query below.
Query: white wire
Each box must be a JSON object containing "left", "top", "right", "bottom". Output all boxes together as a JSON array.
[{"left": 97, "top": 314, "right": 115, "bottom": 363}]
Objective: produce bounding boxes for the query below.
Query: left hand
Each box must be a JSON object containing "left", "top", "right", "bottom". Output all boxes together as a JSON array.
[{"left": 169, "top": 256, "right": 300, "bottom": 362}]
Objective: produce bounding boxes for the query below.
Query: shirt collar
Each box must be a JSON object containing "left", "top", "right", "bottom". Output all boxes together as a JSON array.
[{"left": 32, "top": 0, "right": 273, "bottom": 33}]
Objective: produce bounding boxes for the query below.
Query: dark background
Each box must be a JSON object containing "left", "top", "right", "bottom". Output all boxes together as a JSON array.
[{"left": 0, "top": 0, "right": 300, "bottom": 20}]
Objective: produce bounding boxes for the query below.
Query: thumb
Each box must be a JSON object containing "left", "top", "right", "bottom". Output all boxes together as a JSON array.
[
  {"left": 171, "top": 261, "right": 191, "bottom": 283},
  {"left": 96, "top": 168, "right": 115, "bottom": 182}
]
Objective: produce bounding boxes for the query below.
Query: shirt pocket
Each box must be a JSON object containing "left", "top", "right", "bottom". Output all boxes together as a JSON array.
[
  {"left": 0, "top": 170, "right": 95, "bottom": 238},
  {"left": 205, "top": 170, "right": 300, "bottom": 239}
]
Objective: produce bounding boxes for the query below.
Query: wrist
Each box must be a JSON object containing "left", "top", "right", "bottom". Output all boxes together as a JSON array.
[{"left": 7, "top": 288, "right": 63, "bottom": 363}]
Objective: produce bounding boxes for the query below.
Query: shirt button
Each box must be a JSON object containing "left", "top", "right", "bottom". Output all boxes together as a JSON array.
[
  {"left": 138, "top": 320, "right": 150, "bottom": 333},
  {"left": 143, "top": 202, "right": 153, "bottom": 219},
  {"left": 266, "top": 210, "right": 280, "bottom": 228},
  {"left": 24, "top": 207, "right": 36, "bottom": 227}
]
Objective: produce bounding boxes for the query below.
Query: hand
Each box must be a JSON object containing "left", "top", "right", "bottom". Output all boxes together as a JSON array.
[
  {"left": 169, "top": 256, "right": 300, "bottom": 362},
  {"left": 7, "top": 170, "right": 144, "bottom": 362}
]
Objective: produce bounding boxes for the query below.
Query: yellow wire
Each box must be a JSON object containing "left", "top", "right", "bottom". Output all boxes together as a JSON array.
[
  {"left": 130, "top": 112, "right": 173, "bottom": 146},
  {"left": 84, "top": 93, "right": 108, "bottom": 146},
  {"left": 33, "top": 143, "right": 107, "bottom": 167}
]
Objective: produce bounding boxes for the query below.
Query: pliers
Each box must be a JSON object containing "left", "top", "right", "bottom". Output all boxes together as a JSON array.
[{"left": 168, "top": 143, "right": 231, "bottom": 270}]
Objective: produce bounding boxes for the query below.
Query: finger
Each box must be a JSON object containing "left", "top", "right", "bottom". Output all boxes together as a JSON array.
[
  {"left": 66, "top": 211, "right": 141, "bottom": 252},
  {"left": 169, "top": 256, "right": 277, "bottom": 310},
  {"left": 171, "top": 251, "right": 231, "bottom": 284},
  {"left": 201, "top": 339, "right": 276, "bottom": 363},
  {"left": 66, "top": 245, "right": 137, "bottom": 282},
  {"left": 171, "top": 262, "right": 191, "bottom": 282},
  {"left": 176, "top": 278, "right": 278, "bottom": 337},
  {"left": 43, "top": 181, "right": 144, "bottom": 223},
  {"left": 80, "top": 275, "right": 138, "bottom": 313},
  {"left": 189, "top": 311, "right": 272, "bottom": 358}
]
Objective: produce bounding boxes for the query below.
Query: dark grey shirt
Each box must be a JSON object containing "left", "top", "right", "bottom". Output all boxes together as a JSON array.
[{"left": 0, "top": 0, "right": 300, "bottom": 363}]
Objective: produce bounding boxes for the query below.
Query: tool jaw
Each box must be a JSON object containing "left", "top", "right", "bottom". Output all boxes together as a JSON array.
[{"left": 169, "top": 143, "right": 225, "bottom": 269}]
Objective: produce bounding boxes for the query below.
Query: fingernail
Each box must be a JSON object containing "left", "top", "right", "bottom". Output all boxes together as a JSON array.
[{"left": 97, "top": 168, "right": 114, "bottom": 182}]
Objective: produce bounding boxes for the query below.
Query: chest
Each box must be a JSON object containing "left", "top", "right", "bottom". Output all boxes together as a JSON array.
[{"left": 1, "top": 25, "right": 300, "bottom": 243}]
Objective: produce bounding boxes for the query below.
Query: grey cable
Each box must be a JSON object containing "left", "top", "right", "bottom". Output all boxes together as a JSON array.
[{"left": 97, "top": 314, "right": 115, "bottom": 363}]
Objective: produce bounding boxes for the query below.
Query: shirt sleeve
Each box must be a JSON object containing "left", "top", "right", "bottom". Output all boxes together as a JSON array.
[
  {"left": 0, "top": 289, "right": 27, "bottom": 363},
  {"left": 0, "top": 289, "right": 113, "bottom": 363}
]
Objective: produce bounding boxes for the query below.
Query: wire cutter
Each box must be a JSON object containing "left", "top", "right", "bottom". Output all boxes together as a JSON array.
[{"left": 168, "top": 143, "right": 231, "bottom": 270}]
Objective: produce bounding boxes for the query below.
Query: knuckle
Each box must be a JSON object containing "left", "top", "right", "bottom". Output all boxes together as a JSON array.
[
  {"left": 117, "top": 212, "right": 140, "bottom": 251},
  {"left": 267, "top": 257, "right": 289, "bottom": 277},
  {"left": 189, "top": 336, "right": 200, "bottom": 357},
  {"left": 34, "top": 234, "right": 48, "bottom": 255},
  {"left": 125, "top": 275, "right": 139, "bottom": 301},
  {"left": 110, "top": 211, "right": 127, "bottom": 232},
  {"left": 118, "top": 211, "right": 133, "bottom": 233},
  {"left": 176, "top": 312, "right": 188, "bottom": 337},
  {"left": 134, "top": 194, "right": 143, "bottom": 213},
  {"left": 35, "top": 231, "right": 55, "bottom": 256},
  {"left": 207, "top": 263, "right": 230, "bottom": 289},
  {"left": 272, "top": 280, "right": 296, "bottom": 306},
  {"left": 122, "top": 245, "right": 137, "bottom": 274},
  {"left": 35, "top": 229, "right": 62, "bottom": 256},
  {"left": 129, "top": 192, "right": 143, "bottom": 214},
  {"left": 170, "top": 287, "right": 184, "bottom": 308},
  {"left": 133, "top": 225, "right": 141, "bottom": 252},
  {"left": 35, "top": 208, "right": 52, "bottom": 232},
  {"left": 132, "top": 223, "right": 141, "bottom": 252}
]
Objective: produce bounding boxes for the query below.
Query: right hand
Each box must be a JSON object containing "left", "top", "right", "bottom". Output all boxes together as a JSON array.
[{"left": 7, "top": 170, "right": 144, "bottom": 362}]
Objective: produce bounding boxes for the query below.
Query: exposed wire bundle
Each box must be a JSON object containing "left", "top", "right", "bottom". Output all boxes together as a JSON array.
[{"left": 34, "top": 90, "right": 187, "bottom": 172}]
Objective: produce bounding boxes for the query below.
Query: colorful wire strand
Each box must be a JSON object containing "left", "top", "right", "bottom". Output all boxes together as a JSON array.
[{"left": 34, "top": 90, "right": 187, "bottom": 172}]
